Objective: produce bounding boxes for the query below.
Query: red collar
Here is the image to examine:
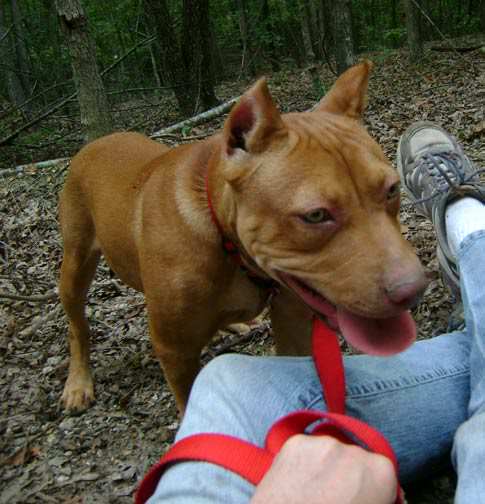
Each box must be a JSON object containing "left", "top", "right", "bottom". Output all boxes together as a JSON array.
[
  {"left": 205, "top": 172, "right": 278, "bottom": 291},
  {"left": 205, "top": 172, "right": 278, "bottom": 290},
  {"left": 205, "top": 171, "right": 242, "bottom": 263}
]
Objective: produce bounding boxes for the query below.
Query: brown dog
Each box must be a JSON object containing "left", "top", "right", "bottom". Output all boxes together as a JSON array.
[{"left": 58, "top": 61, "right": 428, "bottom": 414}]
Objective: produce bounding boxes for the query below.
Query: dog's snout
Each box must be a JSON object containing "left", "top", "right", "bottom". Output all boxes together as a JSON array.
[{"left": 385, "top": 274, "right": 429, "bottom": 309}]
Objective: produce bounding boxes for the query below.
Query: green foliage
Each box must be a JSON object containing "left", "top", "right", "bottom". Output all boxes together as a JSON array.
[
  {"left": 181, "top": 125, "right": 193, "bottom": 137},
  {"left": 383, "top": 28, "right": 407, "bottom": 49},
  {"left": 0, "top": 0, "right": 483, "bottom": 122}
]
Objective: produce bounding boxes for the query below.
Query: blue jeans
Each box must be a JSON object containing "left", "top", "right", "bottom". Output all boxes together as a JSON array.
[{"left": 149, "top": 231, "right": 485, "bottom": 504}]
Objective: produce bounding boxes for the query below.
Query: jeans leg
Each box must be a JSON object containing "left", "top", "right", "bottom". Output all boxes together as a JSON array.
[
  {"left": 149, "top": 332, "right": 470, "bottom": 504},
  {"left": 451, "top": 231, "right": 485, "bottom": 504}
]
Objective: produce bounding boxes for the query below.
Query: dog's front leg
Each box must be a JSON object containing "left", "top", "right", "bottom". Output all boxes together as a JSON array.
[
  {"left": 270, "top": 290, "right": 313, "bottom": 356},
  {"left": 146, "top": 301, "right": 217, "bottom": 415}
]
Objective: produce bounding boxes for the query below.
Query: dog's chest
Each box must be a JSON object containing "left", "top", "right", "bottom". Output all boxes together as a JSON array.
[{"left": 217, "top": 268, "right": 271, "bottom": 326}]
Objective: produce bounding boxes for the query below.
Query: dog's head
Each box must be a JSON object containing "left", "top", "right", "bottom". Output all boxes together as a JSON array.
[{"left": 218, "top": 61, "right": 428, "bottom": 355}]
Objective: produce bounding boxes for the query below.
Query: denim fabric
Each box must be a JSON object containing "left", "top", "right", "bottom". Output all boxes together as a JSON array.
[
  {"left": 451, "top": 230, "right": 485, "bottom": 504},
  {"left": 149, "top": 231, "right": 485, "bottom": 504}
]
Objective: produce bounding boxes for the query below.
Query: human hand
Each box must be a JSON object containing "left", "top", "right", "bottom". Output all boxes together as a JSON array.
[{"left": 251, "top": 435, "right": 397, "bottom": 504}]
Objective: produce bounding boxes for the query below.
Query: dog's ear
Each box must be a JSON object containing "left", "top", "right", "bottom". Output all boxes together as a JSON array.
[
  {"left": 314, "top": 60, "right": 373, "bottom": 120},
  {"left": 223, "top": 78, "right": 286, "bottom": 157}
]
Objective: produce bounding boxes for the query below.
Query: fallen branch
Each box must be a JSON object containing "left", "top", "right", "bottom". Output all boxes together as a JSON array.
[
  {"left": 430, "top": 45, "right": 483, "bottom": 53},
  {"left": 0, "top": 289, "right": 58, "bottom": 302},
  {"left": 6, "top": 96, "right": 239, "bottom": 174},
  {"left": 156, "top": 132, "right": 213, "bottom": 141},
  {"left": 19, "top": 303, "right": 63, "bottom": 338},
  {"left": 0, "top": 158, "right": 70, "bottom": 178},
  {"left": 151, "top": 97, "right": 238, "bottom": 138},
  {"left": 202, "top": 320, "right": 272, "bottom": 361}
]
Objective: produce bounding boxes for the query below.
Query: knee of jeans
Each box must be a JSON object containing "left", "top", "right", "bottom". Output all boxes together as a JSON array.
[
  {"left": 190, "top": 354, "right": 252, "bottom": 400},
  {"left": 452, "top": 413, "right": 485, "bottom": 461}
]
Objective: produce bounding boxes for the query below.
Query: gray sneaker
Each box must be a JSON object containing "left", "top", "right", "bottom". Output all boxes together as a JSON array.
[{"left": 397, "top": 121, "right": 485, "bottom": 295}]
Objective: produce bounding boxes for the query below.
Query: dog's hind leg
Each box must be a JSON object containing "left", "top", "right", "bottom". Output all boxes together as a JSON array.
[{"left": 59, "top": 192, "right": 100, "bottom": 411}]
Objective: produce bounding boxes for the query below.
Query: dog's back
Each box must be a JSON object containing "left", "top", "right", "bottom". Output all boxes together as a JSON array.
[{"left": 59, "top": 132, "right": 169, "bottom": 291}]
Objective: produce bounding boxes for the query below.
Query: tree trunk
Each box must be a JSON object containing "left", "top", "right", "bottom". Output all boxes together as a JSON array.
[
  {"left": 143, "top": 0, "right": 193, "bottom": 115},
  {"left": 404, "top": 0, "right": 423, "bottom": 63},
  {"left": 0, "top": 2, "right": 30, "bottom": 116},
  {"left": 56, "top": 0, "right": 113, "bottom": 142},
  {"left": 298, "top": 0, "right": 315, "bottom": 60},
  {"left": 209, "top": 17, "right": 224, "bottom": 82},
  {"left": 10, "top": 0, "right": 32, "bottom": 102},
  {"left": 332, "top": 0, "right": 354, "bottom": 74},
  {"left": 283, "top": 0, "right": 307, "bottom": 67},
  {"left": 148, "top": 41, "right": 162, "bottom": 88},
  {"left": 235, "top": 0, "right": 256, "bottom": 75},
  {"left": 480, "top": 0, "right": 485, "bottom": 32},
  {"left": 262, "top": 0, "right": 280, "bottom": 71},
  {"left": 301, "top": 0, "right": 321, "bottom": 60},
  {"left": 391, "top": 0, "right": 398, "bottom": 28},
  {"left": 181, "top": 0, "right": 219, "bottom": 113},
  {"left": 320, "top": 0, "right": 334, "bottom": 60}
]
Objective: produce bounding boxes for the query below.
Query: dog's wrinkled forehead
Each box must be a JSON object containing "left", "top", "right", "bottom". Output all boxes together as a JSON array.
[
  {"left": 221, "top": 60, "right": 398, "bottom": 203},
  {"left": 264, "top": 113, "right": 393, "bottom": 191},
  {"left": 285, "top": 112, "right": 387, "bottom": 167}
]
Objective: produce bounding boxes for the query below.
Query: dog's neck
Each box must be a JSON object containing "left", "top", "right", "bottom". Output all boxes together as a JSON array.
[{"left": 204, "top": 142, "right": 239, "bottom": 245}]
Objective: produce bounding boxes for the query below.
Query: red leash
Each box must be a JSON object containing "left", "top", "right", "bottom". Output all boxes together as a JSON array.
[{"left": 135, "top": 318, "right": 404, "bottom": 504}]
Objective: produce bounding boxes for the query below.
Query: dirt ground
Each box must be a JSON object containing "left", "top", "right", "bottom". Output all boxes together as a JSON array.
[{"left": 1, "top": 41, "right": 484, "bottom": 503}]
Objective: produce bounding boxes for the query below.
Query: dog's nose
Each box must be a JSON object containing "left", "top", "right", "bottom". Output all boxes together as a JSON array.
[{"left": 385, "top": 275, "right": 429, "bottom": 309}]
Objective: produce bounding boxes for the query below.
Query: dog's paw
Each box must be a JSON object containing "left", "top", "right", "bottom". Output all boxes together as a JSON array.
[{"left": 61, "top": 374, "right": 95, "bottom": 412}]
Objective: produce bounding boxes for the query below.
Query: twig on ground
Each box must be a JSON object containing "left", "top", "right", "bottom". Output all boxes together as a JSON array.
[
  {"left": 156, "top": 132, "right": 213, "bottom": 141},
  {"left": 19, "top": 304, "right": 62, "bottom": 338},
  {"left": 0, "top": 158, "right": 70, "bottom": 178},
  {"left": 0, "top": 289, "right": 58, "bottom": 302},
  {"left": 202, "top": 321, "right": 272, "bottom": 360},
  {"left": 151, "top": 97, "right": 238, "bottom": 138}
]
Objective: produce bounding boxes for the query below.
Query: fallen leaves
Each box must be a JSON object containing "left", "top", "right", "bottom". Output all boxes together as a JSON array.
[
  {"left": 1, "top": 37, "right": 484, "bottom": 503},
  {"left": 2, "top": 444, "right": 41, "bottom": 466}
]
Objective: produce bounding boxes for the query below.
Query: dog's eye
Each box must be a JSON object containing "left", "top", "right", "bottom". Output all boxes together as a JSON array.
[
  {"left": 301, "top": 209, "right": 333, "bottom": 224},
  {"left": 387, "top": 182, "right": 400, "bottom": 200}
]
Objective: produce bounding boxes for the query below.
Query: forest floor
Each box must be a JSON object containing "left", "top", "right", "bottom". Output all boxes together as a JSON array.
[{"left": 1, "top": 38, "right": 485, "bottom": 503}]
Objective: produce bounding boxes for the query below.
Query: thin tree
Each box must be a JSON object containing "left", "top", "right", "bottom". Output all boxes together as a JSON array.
[
  {"left": 182, "top": 0, "right": 219, "bottom": 112},
  {"left": 332, "top": 0, "right": 355, "bottom": 74},
  {"left": 319, "top": 0, "right": 335, "bottom": 62},
  {"left": 56, "top": 0, "right": 113, "bottom": 143},
  {"left": 143, "top": 0, "right": 193, "bottom": 115},
  {"left": 235, "top": 0, "right": 256, "bottom": 75},
  {"left": 480, "top": 0, "right": 485, "bottom": 33},
  {"left": 405, "top": 0, "right": 423, "bottom": 63},
  {"left": 282, "top": 0, "right": 307, "bottom": 67},
  {"left": 10, "top": 0, "right": 32, "bottom": 104},
  {"left": 144, "top": 0, "right": 219, "bottom": 115},
  {"left": 262, "top": 0, "right": 280, "bottom": 71},
  {"left": 300, "top": 0, "right": 319, "bottom": 59},
  {"left": 0, "top": 2, "right": 31, "bottom": 117}
]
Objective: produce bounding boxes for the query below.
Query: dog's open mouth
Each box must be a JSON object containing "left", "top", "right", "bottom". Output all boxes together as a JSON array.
[{"left": 277, "top": 272, "right": 416, "bottom": 356}]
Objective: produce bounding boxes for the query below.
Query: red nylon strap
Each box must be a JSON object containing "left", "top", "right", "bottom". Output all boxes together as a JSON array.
[
  {"left": 136, "top": 319, "right": 404, "bottom": 504},
  {"left": 135, "top": 434, "right": 273, "bottom": 504},
  {"left": 312, "top": 318, "right": 346, "bottom": 414}
]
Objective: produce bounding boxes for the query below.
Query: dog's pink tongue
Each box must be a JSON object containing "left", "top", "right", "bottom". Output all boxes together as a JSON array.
[{"left": 337, "top": 308, "right": 416, "bottom": 356}]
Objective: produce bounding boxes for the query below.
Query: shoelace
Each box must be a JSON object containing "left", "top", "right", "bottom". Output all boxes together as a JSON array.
[
  {"left": 418, "top": 151, "right": 466, "bottom": 188},
  {"left": 402, "top": 149, "right": 485, "bottom": 209},
  {"left": 401, "top": 151, "right": 485, "bottom": 275}
]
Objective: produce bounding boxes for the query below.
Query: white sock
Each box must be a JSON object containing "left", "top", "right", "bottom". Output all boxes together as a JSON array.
[{"left": 445, "top": 197, "right": 485, "bottom": 256}]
